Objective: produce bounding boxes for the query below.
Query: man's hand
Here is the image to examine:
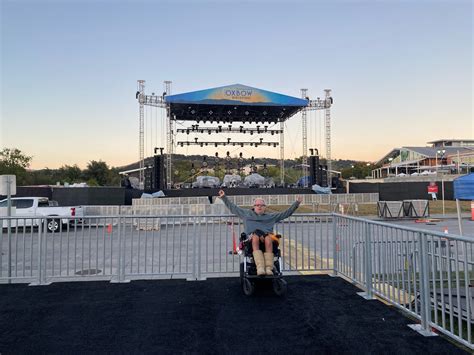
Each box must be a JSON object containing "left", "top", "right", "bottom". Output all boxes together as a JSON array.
[
  {"left": 296, "top": 196, "right": 303, "bottom": 203},
  {"left": 218, "top": 190, "right": 225, "bottom": 198}
]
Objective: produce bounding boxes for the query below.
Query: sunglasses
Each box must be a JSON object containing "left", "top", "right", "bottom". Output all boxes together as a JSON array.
[{"left": 254, "top": 204, "right": 266, "bottom": 207}]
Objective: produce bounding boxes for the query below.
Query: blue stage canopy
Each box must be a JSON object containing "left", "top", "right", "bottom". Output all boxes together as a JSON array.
[
  {"left": 165, "top": 84, "right": 308, "bottom": 107},
  {"left": 164, "top": 84, "right": 308, "bottom": 122},
  {"left": 454, "top": 173, "right": 474, "bottom": 200}
]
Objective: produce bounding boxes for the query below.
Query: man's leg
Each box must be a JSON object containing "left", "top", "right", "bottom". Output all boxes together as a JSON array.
[
  {"left": 263, "top": 236, "right": 274, "bottom": 275},
  {"left": 251, "top": 234, "right": 265, "bottom": 276}
]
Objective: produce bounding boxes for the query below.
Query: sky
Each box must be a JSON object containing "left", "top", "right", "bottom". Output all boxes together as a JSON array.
[{"left": 1, "top": 0, "right": 472, "bottom": 170}]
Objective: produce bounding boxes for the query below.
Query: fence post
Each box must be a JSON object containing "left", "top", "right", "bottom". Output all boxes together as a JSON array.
[
  {"left": 408, "top": 232, "right": 437, "bottom": 336},
  {"left": 111, "top": 216, "right": 129, "bottom": 283},
  {"left": 195, "top": 217, "right": 199, "bottom": 280},
  {"left": 37, "top": 219, "right": 44, "bottom": 285},
  {"left": 196, "top": 217, "right": 206, "bottom": 281},
  {"left": 118, "top": 216, "right": 124, "bottom": 282},
  {"left": 332, "top": 214, "right": 338, "bottom": 276},
  {"left": 186, "top": 216, "right": 197, "bottom": 281},
  {"left": 30, "top": 218, "right": 51, "bottom": 286},
  {"left": 358, "top": 221, "right": 375, "bottom": 299}
]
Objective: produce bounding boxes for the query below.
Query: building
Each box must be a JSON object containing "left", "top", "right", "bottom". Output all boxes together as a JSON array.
[{"left": 371, "top": 139, "right": 474, "bottom": 178}]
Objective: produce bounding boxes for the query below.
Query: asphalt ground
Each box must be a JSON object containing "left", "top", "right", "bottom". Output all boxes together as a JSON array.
[
  {"left": 382, "top": 216, "right": 474, "bottom": 236},
  {"left": 0, "top": 275, "right": 469, "bottom": 354}
]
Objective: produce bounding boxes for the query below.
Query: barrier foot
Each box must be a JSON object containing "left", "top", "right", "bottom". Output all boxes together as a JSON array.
[
  {"left": 187, "top": 277, "right": 207, "bottom": 281},
  {"left": 407, "top": 324, "right": 437, "bottom": 337},
  {"left": 110, "top": 278, "right": 131, "bottom": 284},
  {"left": 29, "top": 282, "right": 52, "bottom": 286},
  {"left": 357, "top": 291, "right": 376, "bottom": 300}
]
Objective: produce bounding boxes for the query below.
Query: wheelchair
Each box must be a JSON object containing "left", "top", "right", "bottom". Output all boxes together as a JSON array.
[{"left": 239, "top": 231, "right": 287, "bottom": 296}]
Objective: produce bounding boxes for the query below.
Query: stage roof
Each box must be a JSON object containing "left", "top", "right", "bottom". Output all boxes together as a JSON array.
[{"left": 165, "top": 84, "right": 308, "bottom": 122}]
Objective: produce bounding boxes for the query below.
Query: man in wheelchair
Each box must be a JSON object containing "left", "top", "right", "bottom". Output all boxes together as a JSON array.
[
  {"left": 240, "top": 229, "right": 281, "bottom": 276},
  {"left": 218, "top": 190, "right": 302, "bottom": 276}
]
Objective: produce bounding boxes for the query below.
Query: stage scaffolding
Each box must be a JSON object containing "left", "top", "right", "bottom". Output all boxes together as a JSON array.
[{"left": 136, "top": 80, "right": 332, "bottom": 189}]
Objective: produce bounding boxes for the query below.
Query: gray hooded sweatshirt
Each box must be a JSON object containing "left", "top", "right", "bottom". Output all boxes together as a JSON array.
[{"left": 221, "top": 195, "right": 300, "bottom": 235}]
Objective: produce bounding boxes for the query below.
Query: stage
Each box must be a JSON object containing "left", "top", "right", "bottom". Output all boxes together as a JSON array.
[{"left": 159, "top": 187, "right": 316, "bottom": 198}]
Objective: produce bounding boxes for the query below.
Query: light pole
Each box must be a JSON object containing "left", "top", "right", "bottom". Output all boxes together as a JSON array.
[
  {"left": 388, "top": 157, "right": 393, "bottom": 177},
  {"left": 436, "top": 149, "right": 446, "bottom": 173}
]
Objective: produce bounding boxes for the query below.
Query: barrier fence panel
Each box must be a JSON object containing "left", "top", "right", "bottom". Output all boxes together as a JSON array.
[
  {"left": 275, "top": 214, "right": 334, "bottom": 273},
  {"left": 334, "top": 214, "right": 474, "bottom": 350},
  {"left": 0, "top": 213, "right": 335, "bottom": 283}
]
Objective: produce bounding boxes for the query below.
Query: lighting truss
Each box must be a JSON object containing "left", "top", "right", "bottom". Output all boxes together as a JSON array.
[
  {"left": 177, "top": 138, "right": 279, "bottom": 148},
  {"left": 176, "top": 125, "right": 282, "bottom": 135}
]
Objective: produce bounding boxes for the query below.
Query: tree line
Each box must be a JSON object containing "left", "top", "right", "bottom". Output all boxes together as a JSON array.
[
  {"left": 0, "top": 148, "right": 374, "bottom": 187},
  {"left": 0, "top": 148, "right": 121, "bottom": 186}
]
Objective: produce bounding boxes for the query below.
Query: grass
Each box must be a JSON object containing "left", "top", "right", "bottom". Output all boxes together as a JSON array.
[{"left": 266, "top": 200, "right": 471, "bottom": 217}]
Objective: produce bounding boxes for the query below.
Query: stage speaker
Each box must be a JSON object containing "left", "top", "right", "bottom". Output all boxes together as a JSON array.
[
  {"left": 309, "top": 155, "right": 319, "bottom": 186},
  {"left": 144, "top": 167, "right": 153, "bottom": 190},
  {"left": 319, "top": 165, "right": 328, "bottom": 187},
  {"left": 153, "top": 155, "right": 166, "bottom": 190}
]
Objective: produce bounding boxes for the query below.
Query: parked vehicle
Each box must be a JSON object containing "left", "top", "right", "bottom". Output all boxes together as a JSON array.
[{"left": 0, "top": 197, "right": 83, "bottom": 232}]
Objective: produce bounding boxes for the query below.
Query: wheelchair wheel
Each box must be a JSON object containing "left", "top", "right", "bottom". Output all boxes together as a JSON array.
[
  {"left": 272, "top": 278, "right": 287, "bottom": 296},
  {"left": 242, "top": 278, "right": 255, "bottom": 296}
]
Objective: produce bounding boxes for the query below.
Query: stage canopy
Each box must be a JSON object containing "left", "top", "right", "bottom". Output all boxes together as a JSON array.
[{"left": 165, "top": 84, "right": 308, "bottom": 122}]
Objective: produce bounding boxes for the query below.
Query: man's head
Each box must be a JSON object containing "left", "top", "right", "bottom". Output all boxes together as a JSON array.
[{"left": 253, "top": 198, "right": 267, "bottom": 215}]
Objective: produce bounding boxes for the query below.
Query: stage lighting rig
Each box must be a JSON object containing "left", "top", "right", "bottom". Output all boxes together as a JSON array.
[
  {"left": 176, "top": 126, "right": 282, "bottom": 134},
  {"left": 177, "top": 139, "right": 279, "bottom": 147}
]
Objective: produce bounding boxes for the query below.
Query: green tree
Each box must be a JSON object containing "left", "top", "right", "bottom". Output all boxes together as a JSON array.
[
  {"left": 0, "top": 148, "right": 33, "bottom": 185},
  {"left": 58, "top": 164, "right": 83, "bottom": 184},
  {"left": 84, "top": 160, "right": 110, "bottom": 186},
  {"left": 28, "top": 169, "right": 55, "bottom": 185},
  {"left": 108, "top": 167, "right": 122, "bottom": 187},
  {"left": 341, "top": 162, "right": 372, "bottom": 179}
]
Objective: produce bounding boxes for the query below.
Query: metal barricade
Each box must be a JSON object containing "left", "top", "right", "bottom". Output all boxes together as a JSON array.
[
  {"left": 0, "top": 213, "right": 334, "bottom": 283},
  {"left": 334, "top": 214, "right": 473, "bottom": 350}
]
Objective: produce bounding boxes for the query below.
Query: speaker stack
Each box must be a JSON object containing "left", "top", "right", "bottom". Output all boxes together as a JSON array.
[
  {"left": 144, "top": 155, "right": 166, "bottom": 191},
  {"left": 309, "top": 154, "right": 329, "bottom": 187},
  {"left": 144, "top": 166, "right": 153, "bottom": 190},
  {"left": 319, "top": 165, "right": 328, "bottom": 187},
  {"left": 309, "top": 155, "right": 319, "bottom": 186},
  {"left": 153, "top": 155, "right": 166, "bottom": 190}
]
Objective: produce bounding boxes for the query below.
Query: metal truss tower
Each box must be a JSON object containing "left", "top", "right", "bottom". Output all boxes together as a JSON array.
[
  {"left": 137, "top": 80, "right": 146, "bottom": 187},
  {"left": 306, "top": 90, "right": 333, "bottom": 184},
  {"left": 300, "top": 88, "right": 308, "bottom": 186},
  {"left": 164, "top": 81, "right": 172, "bottom": 188},
  {"left": 136, "top": 80, "right": 167, "bottom": 189},
  {"left": 324, "top": 89, "right": 332, "bottom": 180},
  {"left": 280, "top": 120, "right": 285, "bottom": 185}
]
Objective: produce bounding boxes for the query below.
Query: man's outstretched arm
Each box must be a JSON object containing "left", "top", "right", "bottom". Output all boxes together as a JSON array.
[
  {"left": 272, "top": 196, "right": 303, "bottom": 222},
  {"left": 218, "top": 190, "right": 250, "bottom": 218}
]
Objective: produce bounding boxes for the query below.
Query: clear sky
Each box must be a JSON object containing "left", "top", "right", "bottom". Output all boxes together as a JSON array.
[{"left": 1, "top": 0, "right": 472, "bottom": 170}]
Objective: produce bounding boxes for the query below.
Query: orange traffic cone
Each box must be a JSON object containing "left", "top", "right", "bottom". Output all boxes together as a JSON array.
[
  {"left": 443, "top": 226, "right": 448, "bottom": 235},
  {"left": 228, "top": 232, "right": 238, "bottom": 255}
]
